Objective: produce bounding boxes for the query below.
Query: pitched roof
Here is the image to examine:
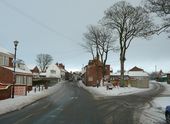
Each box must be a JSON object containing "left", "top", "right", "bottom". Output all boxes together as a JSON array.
[
  {"left": 0, "top": 46, "right": 13, "bottom": 57},
  {"left": 2, "top": 66, "right": 32, "bottom": 75},
  {"left": 31, "top": 66, "right": 40, "bottom": 73},
  {"left": 88, "top": 58, "right": 102, "bottom": 66},
  {"left": 129, "top": 66, "right": 144, "bottom": 72},
  {"left": 128, "top": 71, "right": 149, "bottom": 77},
  {"left": 112, "top": 71, "right": 149, "bottom": 77}
]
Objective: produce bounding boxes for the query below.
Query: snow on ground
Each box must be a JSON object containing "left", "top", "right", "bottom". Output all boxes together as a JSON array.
[
  {"left": 78, "top": 81, "right": 170, "bottom": 123},
  {"left": 139, "top": 81, "right": 170, "bottom": 124},
  {"left": 152, "top": 81, "right": 170, "bottom": 111},
  {"left": 0, "top": 81, "right": 63, "bottom": 115},
  {"left": 78, "top": 81, "right": 151, "bottom": 98},
  {"left": 1, "top": 79, "right": 169, "bottom": 123}
]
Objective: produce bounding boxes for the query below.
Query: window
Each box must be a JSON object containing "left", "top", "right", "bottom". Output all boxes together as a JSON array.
[
  {"left": 3, "top": 56, "right": 9, "bottom": 66},
  {"left": 0, "top": 55, "right": 9, "bottom": 66},
  {"left": 27, "top": 77, "right": 32, "bottom": 85},
  {"left": 24, "top": 76, "right": 27, "bottom": 84},
  {"left": 50, "top": 70, "right": 56, "bottom": 74},
  {"left": 88, "top": 77, "right": 93, "bottom": 81},
  {"left": 16, "top": 75, "right": 23, "bottom": 84},
  {"left": 16, "top": 76, "right": 32, "bottom": 85},
  {"left": 0, "top": 55, "right": 3, "bottom": 66}
]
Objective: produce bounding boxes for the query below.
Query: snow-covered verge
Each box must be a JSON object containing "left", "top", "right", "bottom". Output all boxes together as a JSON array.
[
  {"left": 78, "top": 81, "right": 151, "bottom": 98},
  {"left": 0, "top": 82, "right": 63, "bottom": 115},
  {"left": 139, "top": 81, "right": 170, "bottom": 124}
]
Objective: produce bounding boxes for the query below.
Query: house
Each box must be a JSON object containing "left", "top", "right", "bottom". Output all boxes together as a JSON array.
[
  {"left": 0, "top": 46, "right": 13, "bottom": 67},
  {"left": 82, "top": 58, "right": 110, "bottom": 86},
  {"left": 110, "top": 71, "right": 130, "bottom": 86},
  {"left": 46, "top": 64, "right": 61, "bottom": 78},
  {"left": 111, "top": 66, "right": 149, "bottom": 88},
  {"left": 0, "top": 46, "right": 32, "bottom": 96},
  {"left": 56, "top": 63, "right": 67, "bottom": 80},
  {"left": 156, "top": 70, "right": 167, "bottom": 82},
  {"left": 128, "top": 66, "right": 149, "bottom": 88},
  {"left": 31, "top": 66, "right": 40, "bottom": 78},
  {"left": 37, "top": 63, "right": 63, "bottom": 85}
]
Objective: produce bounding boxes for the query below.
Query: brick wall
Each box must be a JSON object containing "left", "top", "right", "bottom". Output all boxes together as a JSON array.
[
  {"left": 84, "top": 65, "right": 110, "bottom": 86},
  {"left": 14, "top": 85, "right": 26, "bottom": 96},
  {"left": 0, "top": 84, "right": 12, "bottom": 100},
  {"left": 9, "top": 57, "right": 13, "bottom": 67},
  {"left": 0, "top": 67, "right": 13, "bottom": 84}
]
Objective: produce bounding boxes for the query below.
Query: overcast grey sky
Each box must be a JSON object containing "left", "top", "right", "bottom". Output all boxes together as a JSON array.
[{"left": 0, "top": 0, "right": 169, "bottom": 72}]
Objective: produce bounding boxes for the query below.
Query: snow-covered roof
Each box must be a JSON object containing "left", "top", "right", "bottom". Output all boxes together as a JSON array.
[
  {"left": 112, "top": 72, "right": 129, "bottom": 76},
  {"left": 60, "top": 68, "right": 67, "bottom": 72},
  {"left": 128, "top": 71, "right": 149, "bottom": 77},
  {"left": 2, "top": 66, "right": 32, "bottom": 74},
  {"left": 112, "top": 71, "right": 149, "bottom": 77},
  {"left": 40, "top": 72, "right": 46, "bottom": 76},
  {"left": 0, "top": 46, "right": 13, "bottom": 56}
]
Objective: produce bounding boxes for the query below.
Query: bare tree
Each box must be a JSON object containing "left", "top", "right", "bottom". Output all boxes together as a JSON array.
[
  {"left": 98, "top": 27, "right": 117, "bottom": 83},
  {"left": 83, "top": 25, "right": 116, "bottom": 85},
  {"left": 82, "top": 25, "right": 100, "bottom": 86},
  {"left": 36, "top": 54, "right": 53, "bottom": 72},
  {"left": 83, "top": 25, "right": 100, "bottom": 59},
  {"left": 101, "top": 1, "right": 155, "bottom": 86},
  {"left": 145, "top": 0, "right": 170, "bottom": 37},
  {"left": 82, "top": 37, "right": 96, "bottom": 60}
]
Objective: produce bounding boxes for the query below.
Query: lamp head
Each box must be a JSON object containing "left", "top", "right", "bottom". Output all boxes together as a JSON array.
[{"left": 14, "top": 40, "right": 19, "bottom": 47}]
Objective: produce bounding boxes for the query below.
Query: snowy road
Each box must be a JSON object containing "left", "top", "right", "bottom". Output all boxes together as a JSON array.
[
  {"left": 0, "top": 82, "right": 102, "bottom": 124},
  {"left": 96, "top": 82, "right": 165, "bottom": 124},
  {"left": 0, "top": 81, "right": 165, "bottom": 124}
]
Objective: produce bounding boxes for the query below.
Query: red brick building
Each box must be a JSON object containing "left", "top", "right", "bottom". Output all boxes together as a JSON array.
[
  {"left": 82, "top": 59, "right": 110, "bottom": 86},
  {"left": 0, "top": 46, "right": 32, "bottom": 97}
]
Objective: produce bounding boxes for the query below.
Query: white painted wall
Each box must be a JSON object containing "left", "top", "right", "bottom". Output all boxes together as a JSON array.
[{"left": 46, "top": 64, "right": 61, "bottom": 78}]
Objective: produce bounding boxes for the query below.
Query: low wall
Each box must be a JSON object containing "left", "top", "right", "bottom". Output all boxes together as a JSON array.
[
  {"left": 130, "top": 79, "right": 149, "bottom": 88},
  {"left": 0, "top": 84, "right": 12, "bottom": 100},
  {"left": 14, "top": 85, "right": 26, "bottom": 96},
  {"left": 14, "top": 85, "right": 32, "bottom": 96}
]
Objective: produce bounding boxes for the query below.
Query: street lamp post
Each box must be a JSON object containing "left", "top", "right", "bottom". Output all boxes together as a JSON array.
[{"left": 12, "top": 40, "right": 19, "bottom": 98}]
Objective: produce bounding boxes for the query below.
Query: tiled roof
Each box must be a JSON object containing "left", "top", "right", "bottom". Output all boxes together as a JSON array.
[{"left": 129, "top": 66, "right": 144, "bottom": 71}]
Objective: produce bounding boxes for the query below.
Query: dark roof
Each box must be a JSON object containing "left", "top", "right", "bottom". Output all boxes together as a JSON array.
[
  {"left": 31, "top": 66, "right": 40, "bottom": 73},
  {"left": 129, "top": 66, "right": 144, "bottom": 72}
]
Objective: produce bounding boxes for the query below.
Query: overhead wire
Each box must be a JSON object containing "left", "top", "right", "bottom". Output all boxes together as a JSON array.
[
  {"left": 0, "top": 0, "right": 91, "bottom": 65},
  {"left": 0, "top": 0, "right": 78, "bottom": 43}
]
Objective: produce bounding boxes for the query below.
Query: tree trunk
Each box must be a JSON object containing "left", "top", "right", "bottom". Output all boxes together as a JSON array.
[
  {"left": 102, "top": 65, "right": 105, "bottom": 86},
  {"left": 120, "top": 59, "right": 125, "bottom": 86},
  {"left": 102, "top": 53, "right": 108, "bottom": 86},
  {"left": 120, "top": 51, "right": 125, "bottom": 87},
  {"left": 96, "top": 53, "right": 100, "bottom": 87}
]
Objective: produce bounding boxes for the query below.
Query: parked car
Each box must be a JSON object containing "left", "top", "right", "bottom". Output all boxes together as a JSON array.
[{"left": 165, "top": 106, "right": 170, "bottom": 124}]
